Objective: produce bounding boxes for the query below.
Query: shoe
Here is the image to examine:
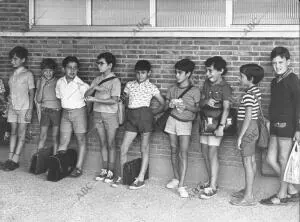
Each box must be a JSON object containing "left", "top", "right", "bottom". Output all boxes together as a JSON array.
[
  {"left": 260, "top": 194, "right": 289, "bottom": 205},
  {"left": 231, "top": 189, "right": 245, "bottom": 199},
  {"left": 230, "top": 198, "right": 257, "bottom": 206},
  {"left": 104, "top": 170, "right": 114, "bottom": 183},
  {"left": 192, "top": 181, "right": 210, "bottom": 194},
  {"left": 0, "top": 160, "right": 12, "bottom": 170},
  {"left": 178, "top": 187, "right": 189, "bottom": 198},
  {"left": 129, "top": 178, "right": 145, "bottom": 190},
  {"left": 287, "top": 192, "right": 300, "bottom": 202},
  {"left": 111, "top": 176, "right": 122, "bottom": 188},
  {"left": 199, "top": 187, "right": 217, "bottom": 199},
  {"left": 69, "top": 168, "right": 83, "bottom": 177},
  {"left": 3, "top": 161, "right": 19, "bottom": 171},
  {"left": 95, "top": 169, "right": 107, "bottom": 181},
  {"left": 166, "top": 178, "right": 179, "bottom": 189}
]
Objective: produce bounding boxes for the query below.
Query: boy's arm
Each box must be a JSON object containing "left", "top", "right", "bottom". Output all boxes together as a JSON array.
[
  {"left": 35, "top": 78, "right": 44, "bottom": 103},
  {"left": 214, "top": 100, "right": 230, "bottom": 137},
  {"left": 152, "top": 93, "right": 165, "bottom": 115},
  {"left": 237, "top": 106, "right": 252, "bottom": 150}
]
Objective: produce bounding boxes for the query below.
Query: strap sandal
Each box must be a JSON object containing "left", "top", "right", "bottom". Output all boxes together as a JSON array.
[
  {"left": 231, "top": 189, "right": 245, "bottom": 198},
  {"left": 70, "top": 168, "right": 83, "bottom": 177},
  {"left": 287, "top": 192, "right": 300, "bottom": 202},
  {"left": 260, "top": 194, "right": 289, "bottom": 206},
  {"left": 230, "top": 198, "right": 257, "bottom": 206}
]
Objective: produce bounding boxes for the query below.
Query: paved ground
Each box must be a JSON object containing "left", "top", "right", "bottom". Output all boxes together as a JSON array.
[{"left": 0, "top": 163, "right": 299, "bottom": 222}]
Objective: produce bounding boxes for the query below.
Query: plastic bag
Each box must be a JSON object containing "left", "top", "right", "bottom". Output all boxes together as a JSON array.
[{"left": 283, "top": 142, "right": 300, "bottom": 184}]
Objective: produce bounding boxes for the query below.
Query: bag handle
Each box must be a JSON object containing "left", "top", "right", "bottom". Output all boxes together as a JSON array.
[
  {"left": 177, "top": 85, "right": 193, "bottom": 99},
  {"left": 97, "top": 76, "right": 117, "bottom": 87},
  {"left": 248, "top": 90, "right": 266, "bottom": 121}
]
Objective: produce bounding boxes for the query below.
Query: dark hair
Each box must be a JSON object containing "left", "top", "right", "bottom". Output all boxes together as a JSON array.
[
  {"left": 204, "top": 56, "right": 227, "bottom": 75},
  {"left": 97, "top": 52, "right": 116, "bottom": 69},
  {"left": 175, "top": 59, "right": 195, "bottom": 75},
  {"left": 9, "top": 46, "right": 28, "bottom": 60},
  {"left": 135, "top": 60, "right": 151, "bottom": 72},
  {"left": 62, "top": 56, "right": 80, "bottom": 68},
  {"left": 40, "top": 58, "right": 57, "bottom": 70},
  {"left": 270, "top": 46, "right": 290, "bottom": 60},
  {"left": 240, "top": 63, "right": 264, "bottom": 84}
]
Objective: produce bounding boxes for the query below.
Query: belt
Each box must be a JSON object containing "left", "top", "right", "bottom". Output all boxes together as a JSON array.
[
  {"left": 273, "top": 122, "right": 286, "bottom": 128},
  {"left": 41, "top": 107, "right": 61, "bottom": 112}
]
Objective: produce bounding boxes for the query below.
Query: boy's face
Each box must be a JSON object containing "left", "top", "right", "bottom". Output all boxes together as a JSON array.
[
  {"left": 206, "top": 65, "right": 223, "bottom": 83},
  {"left": 64, "top": 62, "right": 78, "bottom": 80},
  {"left": 175, "top": 69, "right": 190, "bottom": 84},
  {"left": 96, "top": 58, "right": 112, "bottom": 73},
  {"left": 136, "top": 70, "right": 150, "bottom": 83},
  {"left": 272, "top": 56, "right": 290, "bottom": 75},
  {"left": 11, "top": 55, "right": 25, "bottom": 69},
  {"left": 42, "top": 68, "right": 54, "bottom": 80},
  {"left": 239, "top": 73, "right": 251, "bottom": 87}
]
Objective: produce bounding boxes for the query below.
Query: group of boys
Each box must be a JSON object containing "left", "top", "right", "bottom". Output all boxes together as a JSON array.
[{"left": 0, "top": 45, "right": 299, "bottom": 205}]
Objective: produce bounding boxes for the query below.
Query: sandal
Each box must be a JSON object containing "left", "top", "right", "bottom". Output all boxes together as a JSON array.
[
  {"left": 260, "top": 194, "right": 289, "bottom": 206},
  {"left": 287, "top": 192, "right": 300, "bottom": 202},
  {"left": 231, "top": 189, "right": 245, "bottom": 198},
  {"left": 230, "top": 198, "right": 257, "bottom": 206},
  {"left": 69, "top": 168, "right": 82, "bottom": 177}
]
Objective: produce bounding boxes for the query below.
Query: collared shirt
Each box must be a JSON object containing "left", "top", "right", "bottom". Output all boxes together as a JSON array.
[
  {"left": 55, "top": 76, "right": 89, "bottom": 109},
  {"left": 9, "top": 67, "right": 35, "bottom": 110},
  {"left": 124, "top": 79, "right": 160, "bottom": 109}
]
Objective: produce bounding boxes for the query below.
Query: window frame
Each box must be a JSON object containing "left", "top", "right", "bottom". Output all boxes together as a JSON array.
[{"left": 23, "top": 0, "right": 299, "bottom": 38}]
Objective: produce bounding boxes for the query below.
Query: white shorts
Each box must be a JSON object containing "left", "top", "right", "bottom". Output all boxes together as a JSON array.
[
  {"left": 164, "top": 116, "right": 192, "bottom": 136},
  {"left": 199, "top": 135, "right": 223, "bottom": 147}
]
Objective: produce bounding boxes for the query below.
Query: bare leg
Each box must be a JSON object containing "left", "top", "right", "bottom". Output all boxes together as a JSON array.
[
  {"left": 37, "top": 125, "right": 49, "bottom": 149},
  {"left": 9, "top": 122, "right": 17, "bottom": 160},
  {"left": 74, "top": 133, "right": 86, "bottom": 169},
  {"left": 57, "top": 131, "right": 72, "bottom": 152},
  {"left": 51, "top": 126, "right": 60, "bottom": 154},
  {"left": 266, "top": 136, "right": 280, "bottom": 175},
  {"left": 168, "top": 133, "right": 179, "bottom": 180},
  {"left": 106, "top": 125, "right": 118, "bottom": 172},
  {"left": 208, "top": 146, "right": 219, "bottom": 190},
  {"left": 243, "top": 155, "right": 255, "bottom": 200},
  {"left": 201, "top": 143, "right": 210, "bottom": 183},
  {"left": 11, "top": 123, "right": 28, "bottom": 163},
  {"left": 96, "top": 125, "right": 108, "bottom": 169},
  {"left": 137, "top": 132, "right": 151, "bottom": 181},
  {"left": 178, "top": 135, "right": 190, "bottom": 187}
]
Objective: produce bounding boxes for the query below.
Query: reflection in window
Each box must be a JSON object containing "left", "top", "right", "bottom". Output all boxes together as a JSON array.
[
  {"left": 92, "top": 0, "right": 149, "bottom": 25},
  {"left": 157, "top": 0, "right": 226, "bottom": 27},
  {"left": 233, "top": 0, "right": 299, "bottom": 25},
  {"left": 35, "top": 0, "right": 86, "bottom": 25}
]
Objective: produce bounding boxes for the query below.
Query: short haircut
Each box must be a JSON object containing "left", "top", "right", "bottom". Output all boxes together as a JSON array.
[
  {"left": 9, "top": 46, "right": 28, "bottom": 60},
  {"left": 40, "top": 58, "right": 57, "bottom": 71},
  {"left": 135, "top": 60, "right": 151, "bottom": 72},
  {"left": 175, "top": 59, "right": 195, "bottom": 74},
  {"left": 62, "top": 56, "right": 80, "bottom": 68},
  {"left": 270, "top": 46, "right": 290, "bottom": 60},
  {"left": 97, "top": 52, "right": 116, "bottom": 69},
  {"left": 204, "top": 56, "right": 227, "bottom": 75},
  {"left": 240, "top": 63, "right": 264, "bottom": 84}
]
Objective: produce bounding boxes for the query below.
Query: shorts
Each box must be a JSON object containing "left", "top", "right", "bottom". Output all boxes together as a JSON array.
[
  {"left": 164, "top": 116, "right": 192, "bottom": 136},
  {"left": 199, "top": 135, "right": 223, "bottom": 147},
  {"left": 7, "top": 108, "right": 30, "bottom": 123},
  {"left": 237, "top": 120, "right": 259, "bottom": 157},
  {"left": 60, "top": 107, "right": 87, "bottom": 134},
  {"left": 40, "top": 107, "right": 61, "bottom": 127},
  {"left": 125, "top": 107, "right": 153, "bottom": 133},
  {"left": 93, "top": 111, "right": 119, "bottom": 132}
]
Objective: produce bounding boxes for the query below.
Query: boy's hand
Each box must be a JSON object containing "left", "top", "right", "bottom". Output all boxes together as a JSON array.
[
  {"left": 85, "top": 96, "right": 96, "bottom": 102},
  {"left": 169, "top": 99, "right": 176, "bottom": 108},
  {"left": 40, "top": 76, "right": 47, "bottom": 86},
  {"left": 236, "top": 137, "right": 242, "bottom": 150},
  {"left": 214, "top": 126, "right": 224, "bottom": 137},
  {"left": 207, "top": 98, "right": 218, "bottom": 107},
  {"left": 25, "top": 109, "right": 32, "bottom": 122},
  {"left": 293, "top": 131, "right": 300, "bottom": 143}
]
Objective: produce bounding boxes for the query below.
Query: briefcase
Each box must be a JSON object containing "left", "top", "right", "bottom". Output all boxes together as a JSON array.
[
  {"left": 29, "top": 146, "right": 53, "bottom": 175},
  {"left": 123, "top": 158, "right": 149, "bottom": 185}
]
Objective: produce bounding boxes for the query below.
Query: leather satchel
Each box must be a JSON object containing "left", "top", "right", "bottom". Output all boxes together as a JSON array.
[
  {"left": 29, "top": 146, "right": 53, "bottom": 175},
  {"left": 199, "top": 106, "right": 237, "bottom": 136},
  {"left": 123, "top": 158, "right": 149, "bottom": 185}
]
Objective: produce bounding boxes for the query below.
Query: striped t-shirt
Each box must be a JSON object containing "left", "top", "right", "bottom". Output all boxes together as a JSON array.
[{"left": 237, "top": 86, "right": 261, "bottom": 120}]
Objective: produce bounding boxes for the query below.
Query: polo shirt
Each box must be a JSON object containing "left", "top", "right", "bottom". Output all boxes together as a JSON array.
[{"left": 55, "top": 76, "right": 89, "bottom": 109}]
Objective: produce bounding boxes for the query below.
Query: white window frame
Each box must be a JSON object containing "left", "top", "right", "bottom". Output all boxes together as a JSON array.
[{"left": 8, "top": 0, "right": 299, "bottom": 38}]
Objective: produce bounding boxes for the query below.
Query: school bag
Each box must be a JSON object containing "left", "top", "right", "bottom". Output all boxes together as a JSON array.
[
  {"left": 47, "top": 149, "right": 77, "bottom": 182},
  {"left": 29, "top": 146, "right": 53, "bottom": 175},
  {"left": 123, "top": 158, "right": 149, "bottom": 185}
]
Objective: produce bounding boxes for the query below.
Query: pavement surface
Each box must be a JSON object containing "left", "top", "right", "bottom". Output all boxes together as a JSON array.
[{"left": 0, "top": 164, "right": 299, "bottom": 222}]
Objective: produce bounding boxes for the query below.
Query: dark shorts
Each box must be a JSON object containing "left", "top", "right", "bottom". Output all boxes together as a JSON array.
[
  {"left": 270, "top": 116, "right": 295, "bottom": 138},
  {"left": 237, "top": 120, "right": 259, "bottom": 157},
  {"left": 40, "top": 107, "right": 61, "bottom": 127},
  {"left": 125, "top": 107, "right": 154, "bottom": 133}
]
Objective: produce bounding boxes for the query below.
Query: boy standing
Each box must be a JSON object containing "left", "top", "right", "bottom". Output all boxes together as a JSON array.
[
  {"left": 2, "top": 46, "right": 35, "bottom": 171},
  {"left": 111, "top": 60, "right": 165, "bottom": 189},
  {"left": 165, "top": 59, "right": 200, "bottom": 198},
  {"left": 55, "top": 56, "right": 89, "bottom": 177},
  {"left": 85, "top": 52, "right": 121, "bottom": 183},
  {"left": 36, "top": 58, "right": 61, "bottom": 154},
  {"left": 260, "top": 47, "right": 300, "bottom": 205}
]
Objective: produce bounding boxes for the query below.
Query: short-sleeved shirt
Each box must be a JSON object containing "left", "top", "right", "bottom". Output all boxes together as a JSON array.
[
  {"left": 124, "top": 79, "right": 160, "bottom": 109},
  {"left": 201, "top": 78, "right": 232, "bottom": 109},
  {"left": 237, "top": 86, "right": 261, "bottom": 121},
  {"left": 0, "top": 79, "right": 5, "bottom": 94},
  {"left": 39, "top": 77, "right": 61, "bottom": 109},
  {"left": 55, "top": 76, "right": 89, "bottom": 109},
  {"left": 92, "top": 73, "right": 121, "bottom": 113},
  {"left": 9, "top": 67, "right": 35, "bottom": 110},
  {"left": 166, "top": 84, "right": 201, "bottom": 122}
]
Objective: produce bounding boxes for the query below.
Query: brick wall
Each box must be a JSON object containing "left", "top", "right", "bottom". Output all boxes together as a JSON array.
[
  {"left": 0, "top": 36, "right": 299, "bottom": 167},
  {"left": 0, "top": 0, "right": 28, "bottom": 32}
]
